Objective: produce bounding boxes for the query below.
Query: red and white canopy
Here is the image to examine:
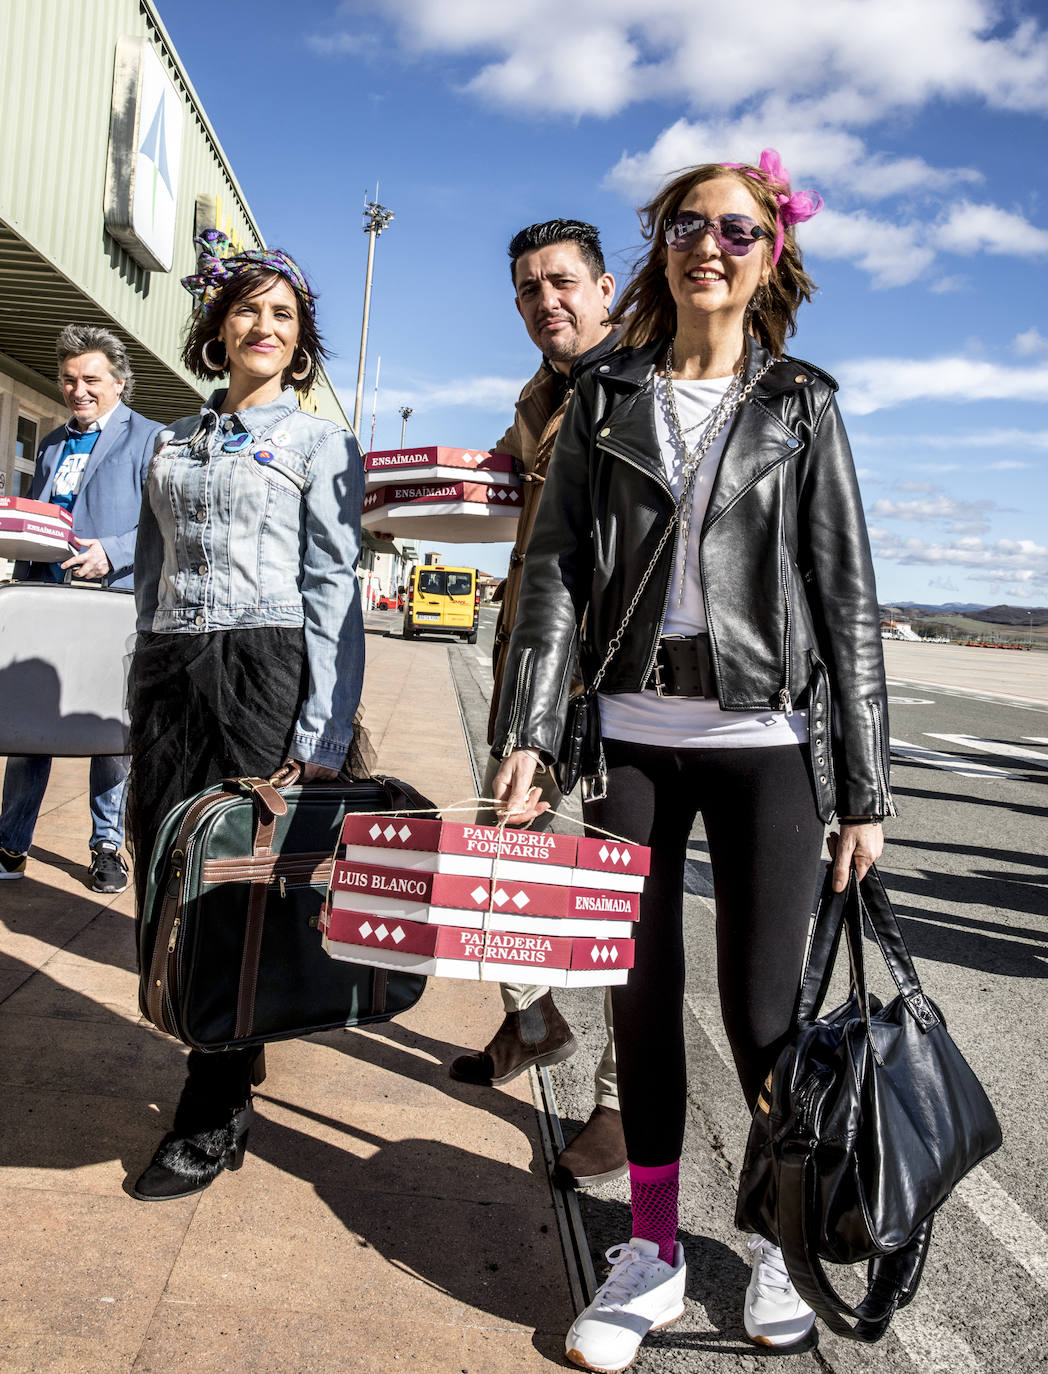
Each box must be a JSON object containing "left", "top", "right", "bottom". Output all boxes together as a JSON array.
[
  {"left": 364, "top": 446, "right": 521, "bottom": 491},
  {"left": 361, "top": 478, "right": 524, "bottom": 543}
]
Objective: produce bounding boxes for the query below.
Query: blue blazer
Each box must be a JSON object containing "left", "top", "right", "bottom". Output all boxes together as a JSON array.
[{"left": 14, "top": 401, "right": 164, "bottom": 591}]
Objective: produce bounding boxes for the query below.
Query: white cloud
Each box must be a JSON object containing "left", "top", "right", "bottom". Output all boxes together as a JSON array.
[
  {"left": 868, "top": 528, "right": 1048, "bottom": 589},
  {"left": 799, "top": 208, "right": 936, "bottom": 288},
  {"left": 852, "top": 427, "right": 1048, "bottom": 451},
  {"left": 929, "top": 275, "right": 970, "bottom": 293},
  {"left": 835, "top": 356, "right": 1048, "bottom": 414},
  {"left": 869, "top": 493, "right": 995, "bottom": 534},
  {"left": 1015, "top": 327, "right": 1048, "bottom": 356},
  {"left": 329, "top": 1, "right": 1048, "bottom": 120},
  {"left": 603, "top": 116, "right": 980, "bottom": 205},
  {"left": 937, "top": 201, "right": 1048, "bottom": 256}
]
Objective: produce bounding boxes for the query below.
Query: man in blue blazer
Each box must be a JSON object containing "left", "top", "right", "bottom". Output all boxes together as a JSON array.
[{"left": 1, "top": 324, "right": 163, "bottom": 892}]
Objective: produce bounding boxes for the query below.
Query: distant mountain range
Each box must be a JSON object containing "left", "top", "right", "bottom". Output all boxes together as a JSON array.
[
  {"left": 881, "top": 602, "right": 1048, "bottom": 627},
  {"left": 884, "top": 601, "right": 987, "bottom": 613}
]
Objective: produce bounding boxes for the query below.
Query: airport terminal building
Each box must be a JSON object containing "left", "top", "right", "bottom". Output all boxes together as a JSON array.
[{"left": 0, "top": 0, "right": 349, "bottom": 508}]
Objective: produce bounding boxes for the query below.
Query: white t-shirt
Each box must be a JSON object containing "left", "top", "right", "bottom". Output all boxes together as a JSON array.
[{"left": 598, "top": 374, "right": 808, "bottom": 750}]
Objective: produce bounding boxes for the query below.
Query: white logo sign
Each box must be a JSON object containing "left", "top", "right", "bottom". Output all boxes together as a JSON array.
[{"left": 104, "top": 38, "right": 184, "bottom": 272}]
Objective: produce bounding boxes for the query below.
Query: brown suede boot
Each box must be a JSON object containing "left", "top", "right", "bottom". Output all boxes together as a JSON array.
[
  {"left": 449, "top": 992, "right": 577, "bottom": 1086},
  {"left": 552, "top": 1105, "right": 628, "bottom": 1188}
]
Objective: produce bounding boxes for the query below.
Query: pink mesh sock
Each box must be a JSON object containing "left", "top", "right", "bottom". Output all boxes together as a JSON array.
[{"left": 629, "top": 1160, "right": 679, "bottom": 1265}]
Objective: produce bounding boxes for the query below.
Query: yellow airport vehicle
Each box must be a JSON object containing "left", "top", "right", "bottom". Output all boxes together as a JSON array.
[{"left": 402, "top": 564, "right": 479, "bottom": 643}]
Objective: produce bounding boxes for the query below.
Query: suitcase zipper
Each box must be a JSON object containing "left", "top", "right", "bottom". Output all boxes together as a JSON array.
[{"left": 145, "top": 791, "right": 230, "bottom": 1033}]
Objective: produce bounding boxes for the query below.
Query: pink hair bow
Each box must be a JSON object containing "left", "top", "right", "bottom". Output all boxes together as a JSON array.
[{"left": 723, "top": 148, "right": 823, "bottom": 263}]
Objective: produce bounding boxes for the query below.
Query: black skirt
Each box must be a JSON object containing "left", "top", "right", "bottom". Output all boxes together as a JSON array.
[{"left": 125, "top": 626, "right": 310, "bottom": 914}]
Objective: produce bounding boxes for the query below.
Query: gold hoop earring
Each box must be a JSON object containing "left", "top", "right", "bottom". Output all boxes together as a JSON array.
[
  {"left": 291, "top": 352, "right": 312, "bottom": 383},
  {"left": 202, "top": 338, "right": 227, "bottom": 372}
]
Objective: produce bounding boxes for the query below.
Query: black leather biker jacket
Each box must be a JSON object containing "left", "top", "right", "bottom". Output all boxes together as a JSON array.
[{"left": 491, "top": 338, "right": 895, "bottom": 824}]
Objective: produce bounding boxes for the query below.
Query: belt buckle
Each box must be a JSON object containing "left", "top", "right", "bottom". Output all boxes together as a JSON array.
[
  {"left": 652, "top": 652, "right": 667, "bottom": 698},
  {"left": 653, "top": 634, "right": 686, "bottom": 698}
]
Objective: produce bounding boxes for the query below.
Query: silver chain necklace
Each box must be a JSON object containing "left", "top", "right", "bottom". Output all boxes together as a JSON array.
[
  {"left": 590, "top": 345, "right": 781, "bottom": 689},
  {"left": 661, "top": 342, "right": 776, "bottom": 602}
]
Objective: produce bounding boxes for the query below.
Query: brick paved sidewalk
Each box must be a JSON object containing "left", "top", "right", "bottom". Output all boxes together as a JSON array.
[{"left": 0, "top": 622, "right": 572, "bottom": 1373}]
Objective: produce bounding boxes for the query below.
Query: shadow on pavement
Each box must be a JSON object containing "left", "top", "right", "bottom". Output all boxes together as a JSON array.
[{"left": 0, "top": 925, "right": 568, "bottom": 1341}]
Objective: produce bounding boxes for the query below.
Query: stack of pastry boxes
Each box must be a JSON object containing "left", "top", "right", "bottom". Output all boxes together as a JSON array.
[
  {"left": 321, "top": 817, "right": 649, "bottom": 986},
  {"left": 0, "top": 497, "right": 76, "bottom": 564},
  {"left": 361, "top": 446, "right": 524, "bottom": 543}
]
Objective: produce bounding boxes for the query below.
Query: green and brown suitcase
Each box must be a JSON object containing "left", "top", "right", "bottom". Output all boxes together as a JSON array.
[{"left": 138, "top": 770, "right": 431, "bottom": 1051}]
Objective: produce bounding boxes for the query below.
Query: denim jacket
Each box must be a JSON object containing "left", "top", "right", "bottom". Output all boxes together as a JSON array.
[{"left": 134, "top": 388, "right": 365, "bottom": 769}]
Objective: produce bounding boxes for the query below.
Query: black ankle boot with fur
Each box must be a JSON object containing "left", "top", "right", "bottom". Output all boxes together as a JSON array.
[{"left": 150, "top": 1120, "right": 241, "bottom": 1186}]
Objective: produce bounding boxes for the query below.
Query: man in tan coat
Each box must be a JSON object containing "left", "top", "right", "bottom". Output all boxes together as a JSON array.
[{"left": 448, "top": 220, "right": 626, "bottom": 1188}]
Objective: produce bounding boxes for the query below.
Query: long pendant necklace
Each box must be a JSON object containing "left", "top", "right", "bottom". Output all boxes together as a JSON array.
[
  {"left": 661, "top": 342, "right": 778, "bottom": 604},
  {"left": 662, "top": 345, "right": 741, "bottom": 603}
]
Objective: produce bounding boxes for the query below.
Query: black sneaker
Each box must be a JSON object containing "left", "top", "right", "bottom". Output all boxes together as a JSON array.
[
  {"left": 0, "top": 847, "right": 27, "bottom": 880},
  {"left": 89, "top": 844, "right": 129, "bottom": 894}
]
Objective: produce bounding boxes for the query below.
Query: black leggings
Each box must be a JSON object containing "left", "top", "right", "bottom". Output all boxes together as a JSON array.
[{"left": 587, "top": 738, "right": 825, "bottom": 1167}]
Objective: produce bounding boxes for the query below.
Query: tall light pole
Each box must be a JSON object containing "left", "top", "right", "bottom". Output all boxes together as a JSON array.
[
  {"left": 353, "top": 191, "right": 394, "bottom": 437},
  {"left": 399, "top": 405, "right": 414, "bottom": 448}
]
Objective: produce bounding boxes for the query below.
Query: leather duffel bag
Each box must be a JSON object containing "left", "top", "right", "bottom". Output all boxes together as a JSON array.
[{"left": 138, "top": 767, "right": 432, "bottom": 1051}]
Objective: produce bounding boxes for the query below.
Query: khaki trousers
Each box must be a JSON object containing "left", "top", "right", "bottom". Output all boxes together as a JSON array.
[{"left": 479, "top": 752, "right": 619, "bottom": 1110}]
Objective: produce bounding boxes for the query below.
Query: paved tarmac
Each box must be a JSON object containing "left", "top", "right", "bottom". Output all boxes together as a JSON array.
[
  {"left": 0, "top": 620, "right": 572, "bottom": 1374},
  {"left": 881, "top": 639, "right": 1048, "bottom": 704}
]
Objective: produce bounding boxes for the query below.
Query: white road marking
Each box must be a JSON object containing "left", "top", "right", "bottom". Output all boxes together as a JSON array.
[
  {"left": 1022, "top": 736, "right": 1048, "bottom": 745},
  {"left": 885, "top": 677, "right": 1048, "bottom": 711},
  {"left": 891, "top": 1305, "right": 983, "bottom": 1373},
  {"left": 958, "top": 1166, "right": 1048, "bottom": 1293},
  {"left": 888, "top": 696, "right": 936, "bottom": 704},
  {"left": 925, "top": 733, "right": 1048, "bottom": 770},
  {"left": 683, "top": 991, "right": 735, "bottom": 1075},
  {"left": 890, "top": 738, "right": 1018, "bottom": 779}
]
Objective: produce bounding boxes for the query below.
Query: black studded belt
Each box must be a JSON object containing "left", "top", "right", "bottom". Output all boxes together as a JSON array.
[{"left": 645, "top": 633, "right": 716, "bottom": 698}]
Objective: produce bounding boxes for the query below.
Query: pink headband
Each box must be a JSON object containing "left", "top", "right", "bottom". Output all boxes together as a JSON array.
[{"left": 721, "top": 149, "right": 823, "bottom": 263}]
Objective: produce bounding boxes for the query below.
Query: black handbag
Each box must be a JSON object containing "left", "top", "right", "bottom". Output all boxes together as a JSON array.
[
  {"left": 138, "top": 768, "right": 432, "bottom": 1051},
  {"left": 553, "top": 689, "right": 607, "bottom": 800},
  {"left": 735, "top": 864, "right": 1002, "bottom": 1342}
]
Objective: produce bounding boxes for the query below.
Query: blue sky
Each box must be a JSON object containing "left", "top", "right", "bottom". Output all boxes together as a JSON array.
[{"left": 160, "top": 0, "right": 1048, "bottom": 605}]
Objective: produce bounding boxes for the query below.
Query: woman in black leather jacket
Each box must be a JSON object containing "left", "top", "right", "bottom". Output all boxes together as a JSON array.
[{"left": 491, "top": 152, "right": 894, "bottom": 1371}]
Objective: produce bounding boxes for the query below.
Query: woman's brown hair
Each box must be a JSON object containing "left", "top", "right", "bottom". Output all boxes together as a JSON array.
[
  {"left": 182, "top": 263, "right": 328, "bottom": 395},
  {"left": 610, "top": 162, "right": 817, "bottom": 357}
]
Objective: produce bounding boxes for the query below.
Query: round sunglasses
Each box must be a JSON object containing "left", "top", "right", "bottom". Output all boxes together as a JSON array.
[{"left": 663, "top": 211, "right": 769, "bottom": 257}]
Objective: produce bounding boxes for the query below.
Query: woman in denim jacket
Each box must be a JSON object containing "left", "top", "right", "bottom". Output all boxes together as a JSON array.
[{"left": 128, "top": 234, "right": 368, "bottom": 1200}]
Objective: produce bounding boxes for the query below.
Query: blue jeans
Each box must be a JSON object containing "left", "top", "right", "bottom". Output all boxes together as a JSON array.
[{"left": 0, "top": 754, "right": 130, "bottom": 855}]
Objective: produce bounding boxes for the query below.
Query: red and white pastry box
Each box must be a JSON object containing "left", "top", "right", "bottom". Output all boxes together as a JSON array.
[
  {"left": 321, "top": 817, "right": 650, "bottom": 987},
  {"left": 0, "top": 497, "right": 76, "bottom": 564},
  {"left": 365, "top": 446, "right": 521, "bottom": 491}
]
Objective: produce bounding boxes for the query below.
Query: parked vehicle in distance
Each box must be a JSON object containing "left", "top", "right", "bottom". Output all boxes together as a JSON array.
[
  {"left": 403, "top": 564, "right": 479, "bottom": 643},
  {"left": 375, "top": 590, "right": 403, "bottom": 611}
]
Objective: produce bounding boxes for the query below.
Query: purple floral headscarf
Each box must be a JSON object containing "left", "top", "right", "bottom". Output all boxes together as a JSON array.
[{"left": 181, "top": 229, "right": 316, "bottom": 316}]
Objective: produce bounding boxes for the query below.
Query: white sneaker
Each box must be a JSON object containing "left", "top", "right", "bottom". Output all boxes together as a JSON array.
[
  {"left": 744, "top": 1233, "right": 815, "bottom": 1347},
  {"left": 565, "top": 1236, "right": 686, "bottom": 1373}
]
